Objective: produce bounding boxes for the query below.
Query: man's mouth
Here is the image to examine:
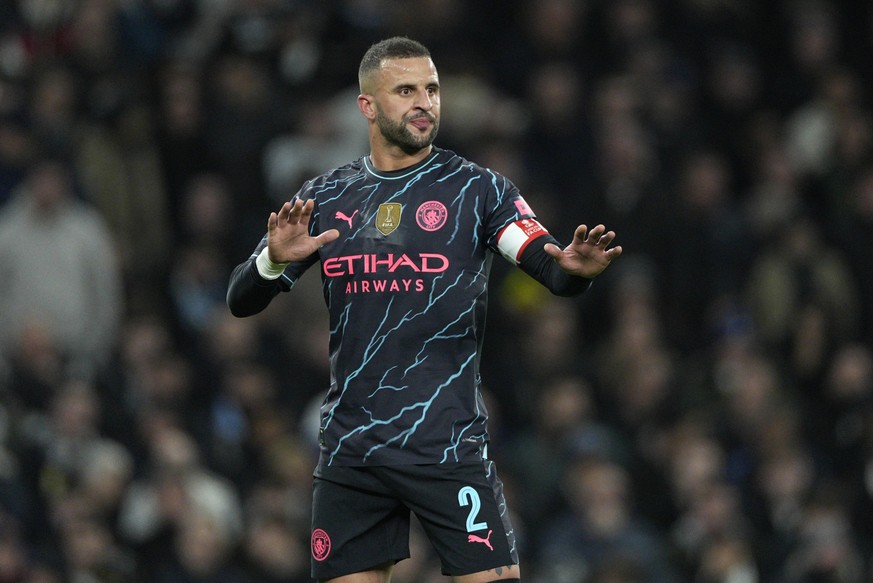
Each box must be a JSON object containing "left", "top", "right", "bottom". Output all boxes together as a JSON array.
[{"left": 409, "top": 116, "right": 433, "bottom": 130}]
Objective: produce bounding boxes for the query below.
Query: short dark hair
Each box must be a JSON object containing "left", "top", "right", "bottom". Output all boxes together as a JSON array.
[{"left": 358, "top": 37, "right": 431, "bottom": 92}]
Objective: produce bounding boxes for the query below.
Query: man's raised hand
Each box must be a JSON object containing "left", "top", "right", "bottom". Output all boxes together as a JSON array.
[
  {"left": 543, "top": 223, "right": 623, "bottom": 279},
  {"left": 267, "top": 199, "right": 340, "bottom": 264}
]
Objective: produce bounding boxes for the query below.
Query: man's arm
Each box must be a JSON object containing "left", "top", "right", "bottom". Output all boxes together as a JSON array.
[
  {"left": 227, "top": 198, "right": 339, "bottom": 317},
  {"left": 517, "top": 236, "right": 592, "bottom": 297},
  {"left": 515, "top": 223, "right": 622, "bottom": 296},
  {"left": 226, "top": 256, "right": 288, "bottom": 317}
]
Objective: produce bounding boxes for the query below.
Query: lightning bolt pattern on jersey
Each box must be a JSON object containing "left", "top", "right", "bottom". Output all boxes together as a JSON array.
[{"left": 249, "top": 148, "right": 542, "bottom": 466}]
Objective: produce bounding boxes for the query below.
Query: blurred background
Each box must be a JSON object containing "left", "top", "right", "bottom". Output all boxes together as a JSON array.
[{"left": 0, "top": 0, "right": 872, "bottom": 582}]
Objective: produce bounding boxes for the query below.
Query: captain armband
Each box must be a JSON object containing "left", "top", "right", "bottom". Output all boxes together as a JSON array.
[
  {"left": 255, "top": 247, "right": 290, "bottom": 280},
  {"left": 495, "top": 218, "right": 549, "bottom": 264}
]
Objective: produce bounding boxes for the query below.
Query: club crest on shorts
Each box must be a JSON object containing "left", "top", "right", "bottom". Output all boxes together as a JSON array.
[
  {"left": 416, "top": 200, "right": 448, "bottom": 231},
  {"left": 311, "top": 528, "right": 331, "bottom": 561},
  {"left": 376, "top": 203, "right": 402, "bottom": 235}
]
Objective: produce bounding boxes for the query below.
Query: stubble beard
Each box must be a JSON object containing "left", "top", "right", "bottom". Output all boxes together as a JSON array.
[{"left": 375, "top": 109, "right": 439, "bottom": 155}]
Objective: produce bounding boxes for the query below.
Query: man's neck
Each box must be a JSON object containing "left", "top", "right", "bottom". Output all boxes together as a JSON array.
[{"left": 368, "top": 145, "right": 433, "bottom": 172}]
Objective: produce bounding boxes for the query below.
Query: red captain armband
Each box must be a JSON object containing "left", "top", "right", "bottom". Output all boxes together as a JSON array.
[{"left": 496, "top": 218, "right": 549, "bottom": 264}]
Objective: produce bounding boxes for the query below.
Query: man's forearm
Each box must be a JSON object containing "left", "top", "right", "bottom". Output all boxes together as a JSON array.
[
  {"left": 226, "top": 260, "right": 285, "bottom": 317},
  {"left": 518, "top": 236, "right": 592, "bottom": 297}
]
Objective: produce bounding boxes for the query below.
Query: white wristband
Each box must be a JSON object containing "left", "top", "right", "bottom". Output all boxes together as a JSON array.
[{"left": 255, "top": 248, "right": 289, "bottom": 280}]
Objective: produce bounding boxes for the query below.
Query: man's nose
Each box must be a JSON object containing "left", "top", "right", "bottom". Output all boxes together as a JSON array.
[{"left": 414, "top": 89, "right": 433, "bottom": 110}]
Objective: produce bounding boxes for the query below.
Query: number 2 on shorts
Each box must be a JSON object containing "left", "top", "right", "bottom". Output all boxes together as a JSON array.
[{"left": 457, "top": 486, "right": 488, "bottom": 532}]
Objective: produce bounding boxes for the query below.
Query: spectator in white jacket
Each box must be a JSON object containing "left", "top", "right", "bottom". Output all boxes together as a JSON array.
[{"left": 0, "top": 157, "right": 123, "bottom": 380}]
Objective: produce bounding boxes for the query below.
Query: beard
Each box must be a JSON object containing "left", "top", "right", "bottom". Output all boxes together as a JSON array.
[{"left": 375, "top": 109, "right": 439, "bottom": 154}]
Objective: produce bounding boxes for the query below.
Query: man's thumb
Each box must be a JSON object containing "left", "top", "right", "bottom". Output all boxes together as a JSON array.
[
  {"left": 543, "top": 243, "right": 562, "bottom": 258},
  {"left": 316, "top": 229, "right": 340, "bottom": 247}
]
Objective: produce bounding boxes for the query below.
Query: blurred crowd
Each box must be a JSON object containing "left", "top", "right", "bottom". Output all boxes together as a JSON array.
[{"left": 0, "top": 0, "right": 872, "bottom": 582}]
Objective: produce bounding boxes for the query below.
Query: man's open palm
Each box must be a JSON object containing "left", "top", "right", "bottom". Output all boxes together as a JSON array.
[
  {"left": 543, "top": 223, "right": 623, "bottom": 279},
  {"left": 267, "top": 199, "right": 339, "bottom": 264}
]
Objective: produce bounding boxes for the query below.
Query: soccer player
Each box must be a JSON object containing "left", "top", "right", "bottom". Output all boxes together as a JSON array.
[{"left": 227, "top": 36, "right": 622, "bottom": 583}]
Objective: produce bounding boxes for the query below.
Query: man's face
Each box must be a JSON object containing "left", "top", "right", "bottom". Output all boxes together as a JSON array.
[
  {"left": 369, "top": 57, "right": 440, "bottom": 154},
  {"left": 28, "top": 161, "right": 70, "bottom": 210}
]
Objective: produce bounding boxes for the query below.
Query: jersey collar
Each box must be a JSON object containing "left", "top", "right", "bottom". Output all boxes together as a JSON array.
[{"left": 363, "top": 148, "right": 441, "bottom": 180}]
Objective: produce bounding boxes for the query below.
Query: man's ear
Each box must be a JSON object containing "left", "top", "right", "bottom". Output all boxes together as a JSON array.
[{"left": 358, "top": 94, "right": 376, "bottom": 120}]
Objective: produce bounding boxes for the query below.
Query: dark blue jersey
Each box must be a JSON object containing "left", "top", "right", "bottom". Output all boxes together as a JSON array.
[{"left": 227, "top": 147, "right": 590, "bottom": 466}]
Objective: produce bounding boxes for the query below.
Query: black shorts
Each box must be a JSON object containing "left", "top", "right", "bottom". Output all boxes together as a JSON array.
[{"left": 310, "top": 461, "right": 518, "bottom": 579}]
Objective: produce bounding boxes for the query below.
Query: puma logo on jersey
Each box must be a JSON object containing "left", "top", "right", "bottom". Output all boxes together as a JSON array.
[
  {"left": 467, "top": 530, "right": 493, "bottom": 551},
  {"left": 335, "top": 210, "right": 359, "bottom": 228}
]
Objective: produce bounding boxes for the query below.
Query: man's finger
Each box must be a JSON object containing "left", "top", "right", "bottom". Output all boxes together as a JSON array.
[
  {"left": 316, "top": 229, "right": 341, "bottom": 248},
  {"left": 585, "top": 224, "right": 607, "bottom": 243},
  {"left": 299, "top": 199, "right": 316, "bottom": 222}
]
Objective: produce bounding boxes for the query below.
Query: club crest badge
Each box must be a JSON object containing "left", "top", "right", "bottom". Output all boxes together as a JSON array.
[
  {"left": 416, "top": 200, "right": 448, "bottom": 231},
  {"left": 311, "top": 528, "right": 331, "bottom": 561},
  {"left": 376, "top": 202, "right": 402, "bottom": 235}
]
